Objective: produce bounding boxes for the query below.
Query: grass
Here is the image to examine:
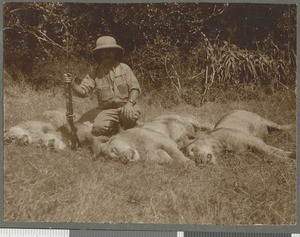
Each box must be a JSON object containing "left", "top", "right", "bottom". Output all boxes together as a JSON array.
[{"left": 3, "top": 82, "right": 296, "bottom": 225}]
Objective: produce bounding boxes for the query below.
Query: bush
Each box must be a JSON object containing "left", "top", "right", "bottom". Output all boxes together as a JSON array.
[
  {"left": 129, "top": 38, "right": 296, "bottom": 107},
  {"left": 198, "top": 39, "right": 296, "bottom": 88},
  {"left": 31, "top": 57, "right": 93, "bottom": 90},
  {"left": 128, "top": 42, "right": 207, "bottom": 106},
  {"left": 5, "top": 37, "right": 295, "bottom": 108}
]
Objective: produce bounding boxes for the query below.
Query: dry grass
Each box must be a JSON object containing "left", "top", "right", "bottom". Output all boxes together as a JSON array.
[{"left": 3, "top": 84, "right": 296, "bottom": 225}]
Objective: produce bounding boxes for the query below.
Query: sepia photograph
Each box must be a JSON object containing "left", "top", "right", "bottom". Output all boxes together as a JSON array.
[{"left": 3, "top": 2, "right": 297, "bottom": 225}]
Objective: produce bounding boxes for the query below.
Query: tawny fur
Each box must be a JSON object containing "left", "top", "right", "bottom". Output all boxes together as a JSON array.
[
  {"left": 37, "top": 108, "right": 79, "bottom": 130},
  {"left": 5, "top": 120, "right": 56, "bottom": 145},
  {"left": 141, "top": 114, "right": 213, "bottom": 147},
  {"left": 96, "top": 127, "right": 195, "bottom": 165},
  {"left": 214, "top": 110, "right": 292, "bottom": 139},
  {"left": 57, "top": 121, "right": 94, "bottom": 146},
  {"left": 5, "top": 108, "right": 74, "bottom": 149},
  {"left": 186, "top": 110, "right": 294, "bottom": 164},
  {"left": 38, "top": 132, "right": 67, "bottom": 150},
  {"left": 92, "top": 114, "right": 211, "bottom": 164}
]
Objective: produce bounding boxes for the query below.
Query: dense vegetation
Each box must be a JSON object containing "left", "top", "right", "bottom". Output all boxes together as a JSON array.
[{"left": 4, "top": 3, "right": 296, "bottom": 105}]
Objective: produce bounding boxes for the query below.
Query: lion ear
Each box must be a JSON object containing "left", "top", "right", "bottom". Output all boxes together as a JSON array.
[
  {"left": 21, "top": 134, "right": 30, "bottom": 144},
  {"left": 216, "top": 139, "right": 226, "bottom": 151},
  {"left": 130, "top": 149, "right": 140, "bottom": 161},
  {"left": 112, "top": 148, "right": 118, "bottom": 154}
]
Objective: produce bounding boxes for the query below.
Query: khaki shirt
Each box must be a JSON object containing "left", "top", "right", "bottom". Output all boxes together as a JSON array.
[{"left": 80, "top": 63, "right": 141, "bottom": 109}]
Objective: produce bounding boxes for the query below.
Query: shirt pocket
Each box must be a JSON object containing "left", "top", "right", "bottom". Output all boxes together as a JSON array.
[
  {"left": 115, "top": 75, "right": 129, "bottom": 99},
  {"left": 96, "top": 80, "right": 113, "bottom": 101}
]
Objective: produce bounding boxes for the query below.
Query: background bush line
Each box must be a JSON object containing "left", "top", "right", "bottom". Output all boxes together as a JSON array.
[{"left": 4, "top": 3, "right": 296, "bottom": 106}]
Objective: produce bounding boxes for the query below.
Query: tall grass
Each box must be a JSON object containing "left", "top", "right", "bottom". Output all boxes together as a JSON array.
[{"left": 3, "top": 80, "right": 296, "bottom": 225}]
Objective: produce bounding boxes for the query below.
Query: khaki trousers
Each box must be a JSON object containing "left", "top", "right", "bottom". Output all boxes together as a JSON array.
[{"left": 81, "top": 106, "right": 140, "bottom": 137}]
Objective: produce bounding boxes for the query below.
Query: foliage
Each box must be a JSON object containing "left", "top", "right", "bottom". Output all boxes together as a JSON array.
[
  {"left": 4, "top": 3, "right": 68, "bottom": 73},
  {"left": 3, "top": 2, "right": 297, "bottom": 105},
  {"left": 31, "top": 57, "right": 93, "bottom": 90},
  {"left": 129, "top": 34, "right": 296, "bottom": 106},
  {"left": 200, "top": 39, "right": 296, "bottom": 89}
]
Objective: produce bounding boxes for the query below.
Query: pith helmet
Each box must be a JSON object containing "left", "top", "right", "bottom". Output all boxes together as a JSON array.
[{"left": 92, "top": 36, "right": 124, "bottom": 53}]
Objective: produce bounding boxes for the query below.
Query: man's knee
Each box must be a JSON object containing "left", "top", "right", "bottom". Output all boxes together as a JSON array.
[
  {"left": 77, "top": 108, "right": 102, "bottom": 123},
  {"left": 92, "top": 109, "right": 120, "bottom": 136}
]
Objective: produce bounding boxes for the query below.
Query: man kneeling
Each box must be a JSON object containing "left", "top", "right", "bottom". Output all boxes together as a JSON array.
[{"left": 64, "top": 36, "right": 141, "bottom": 136}]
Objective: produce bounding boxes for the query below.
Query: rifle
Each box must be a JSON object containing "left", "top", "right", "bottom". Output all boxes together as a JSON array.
[
  {"left": 64, "top": 27, "right": 81, "bottom": 150},
  {"left": 65, "top": 76, "right": 81, "bottom": 150}
]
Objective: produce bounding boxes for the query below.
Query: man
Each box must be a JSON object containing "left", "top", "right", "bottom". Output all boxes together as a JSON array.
[{"left": 64, "top": 36, "right": 141, "bottom": 136}]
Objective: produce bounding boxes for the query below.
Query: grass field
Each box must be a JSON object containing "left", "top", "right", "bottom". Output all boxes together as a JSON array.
[{"left": 3, "top": 83, "right": 297, "bottom": 225}]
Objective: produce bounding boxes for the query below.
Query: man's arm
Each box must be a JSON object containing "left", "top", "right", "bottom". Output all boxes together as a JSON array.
[
  {"left": 121, "top": 64, "right": 141, "bottom": 119},
  {"left": 122, "top": 89, "right": 140, "bottom": 120},
  {"left": 125, "top": 65, "right": 141, "bottom": 102},
  {"left": 72, "top": 83, "right": 87, "bottom": 97},
  {"left": 73, "top": 74, "right": 95, "bottom": 98},
  {"left": 127, "top": 89, "right": 140, "bottom": 105},
  {"left": 64, "top": 72, "right": 95, "bottom": 98}
]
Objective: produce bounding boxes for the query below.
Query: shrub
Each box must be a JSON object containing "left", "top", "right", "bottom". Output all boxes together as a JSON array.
[
  {"left": 130, "top": 38, "right": 296, "bottom": 107},
  {"left": 31, "top": 57, "right": 93, "bottom": 90},
  {"left": 193, "top": 37, "right": 296, "bottom": 94},
  {"left": 5, "top": 37, "right": 295, "bottom": 108}
]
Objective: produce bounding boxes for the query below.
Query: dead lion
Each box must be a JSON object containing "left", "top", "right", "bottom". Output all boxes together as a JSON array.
[
  {"left": 4, "top": 108, "right": 77, "bottom": 150},
  {"left": 57, "top": 121, "right": 95, "bottom": 147},
  {"left": 94, "top": 127, "right": 195, "bottom": 165},
  {"left": 5, "top": 108, "right": 107, "bottom": 151},
  {"left": 186, "top": 110, "right": 294, "bottom": 164},
  {"left": 140, "top": 114, "right": 213, "bottom": 147},
  {"left": 38, "top": 108, "right": 108, "bottom": 150},
  {"left": 92, "top": 114, "right": 212, "bottom": 164},
  {"left": 4, "top": 120, "right": 55, "bottom": 145}
]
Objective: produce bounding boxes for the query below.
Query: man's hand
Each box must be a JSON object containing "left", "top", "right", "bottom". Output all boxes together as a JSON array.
[
  {"left": 64, "top": 73, "right": 87, "bottom": 97},
  {"left": 63, "top": 73, "right": 74, "bottom": 84},
  {"left": 121, "top": 102, "right": 137, "bottom": 120}
]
